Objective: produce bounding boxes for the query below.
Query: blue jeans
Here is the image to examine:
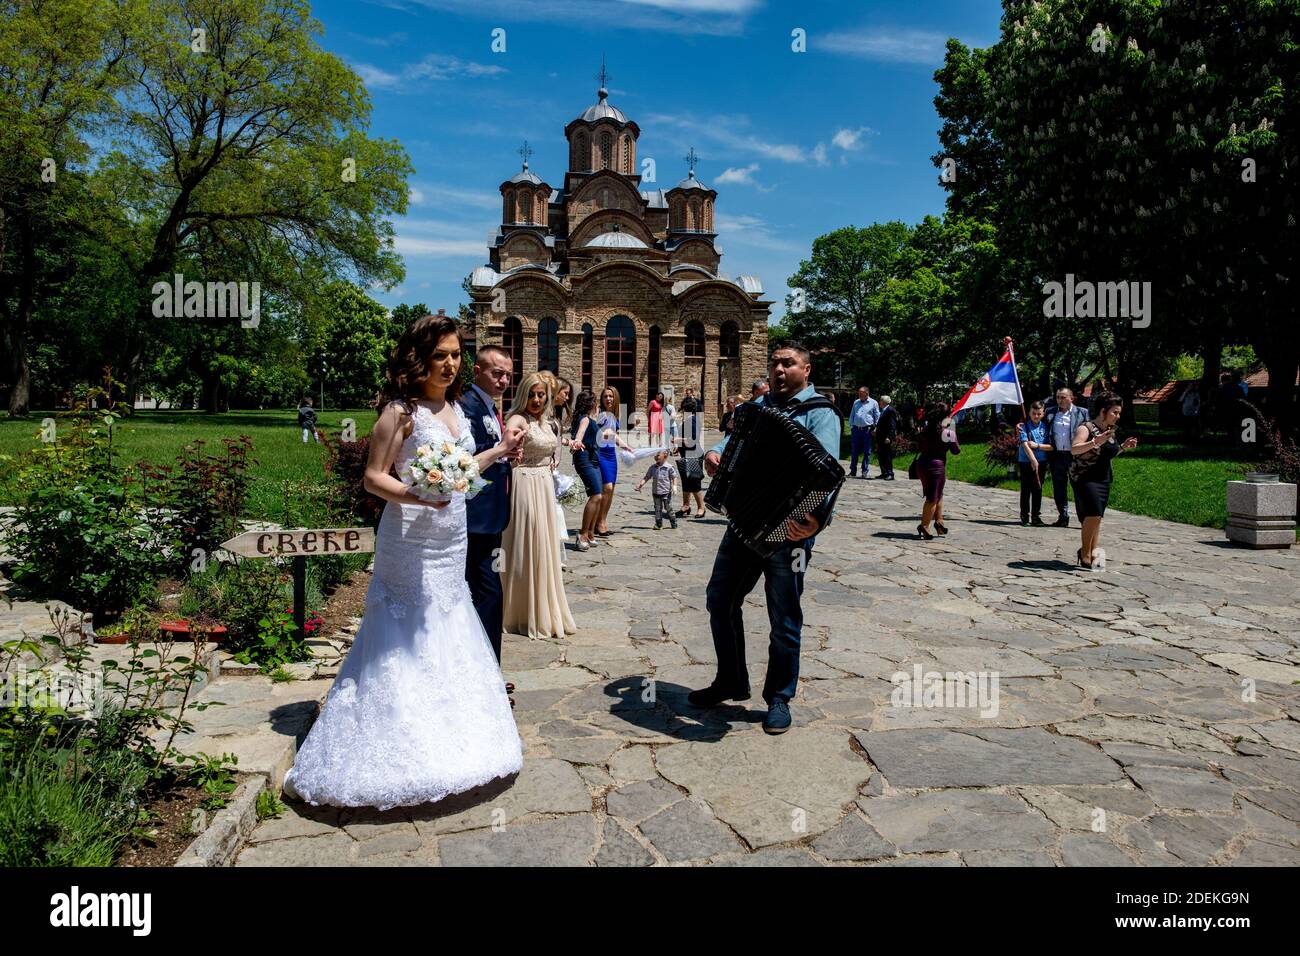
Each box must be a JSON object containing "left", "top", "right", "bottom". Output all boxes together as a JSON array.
[
  {"left": 850, "top": 426, "right": 873, "bottom": 475},
  {"left": 705, "top": 527, "right": 813, "bottom": 704}
]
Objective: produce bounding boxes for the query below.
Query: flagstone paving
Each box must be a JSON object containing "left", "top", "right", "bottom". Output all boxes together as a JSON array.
[{"left": 235, "top": 470, "right": 1300, "bottom": 866}]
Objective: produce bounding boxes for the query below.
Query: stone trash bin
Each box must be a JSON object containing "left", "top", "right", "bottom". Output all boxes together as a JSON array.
[{"left": 1225, "top": 473, "right": 1297, "bottom": 548}]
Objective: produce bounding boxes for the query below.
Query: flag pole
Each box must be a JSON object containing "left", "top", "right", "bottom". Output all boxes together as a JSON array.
[{"left": 1005, "top": 336, "right": 1040, "bottom": 489}]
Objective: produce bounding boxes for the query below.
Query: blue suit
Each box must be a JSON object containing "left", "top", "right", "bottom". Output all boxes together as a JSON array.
[{"left": 458, "top": 385, "right": 510, "bottom": 661}]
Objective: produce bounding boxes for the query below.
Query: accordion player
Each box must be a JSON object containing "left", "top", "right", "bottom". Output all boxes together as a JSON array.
[{"left": 705, "top": 395, "right": 846, "bottom": 556}]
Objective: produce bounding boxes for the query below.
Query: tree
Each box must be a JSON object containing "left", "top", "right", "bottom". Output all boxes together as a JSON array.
[
  {"left": 318, "top": 282, "right": 398, "bottom": 408},
  {"left": 783, "top": 222, "right": 911, "bottom": 387},
  {"left": 935, "top": 1, "right": 1299, "bottom": 429},
  {"left": 108, "top": 0, "right": 412, "bottom": 403},
  {"left": 0, "top": 0, "right": 134, "bottom": 416}
]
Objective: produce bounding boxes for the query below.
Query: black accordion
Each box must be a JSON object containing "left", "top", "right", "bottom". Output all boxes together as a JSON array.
[{"left": 705, "top": 397, "right": 846, "bottom": 556}]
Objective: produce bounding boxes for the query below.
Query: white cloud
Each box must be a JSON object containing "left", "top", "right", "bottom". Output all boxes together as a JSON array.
[
  {"left": 715, "top": 163, "right": 759, "bottom": 185},
  {"left": 351, "top": 53, "right": 506, "bottom": 91},
  {"left": 394, "top": 218, "right": 495, "bottom": 258},
  {"left": 811, "top": 142, "right": 828, "bottom": 166},
  {"left": 395, "top": 0, "right": 757, "bottom": 36},
  {"left": 644, "top": 113, "right": 818, "bottom": 165},
  {"left": 832, "top": 126, "right": 876, "bottom": 151},
  {"left": 820, "top": 28, "right": 951, "bottom": 65},
  {"left": 409, "top": 183, "right": 501, "bottom": 210},
  {"left": 714, "top": 213, "right": 803, "bottom": 254}
]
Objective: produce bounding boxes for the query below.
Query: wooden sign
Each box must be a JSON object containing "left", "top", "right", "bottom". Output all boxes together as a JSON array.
[
  {"left": 219, "top": 528, "right": 375, "bottom": 558},
  {"left": 218, "top": 527, "right": 375, "bottom": 644}
]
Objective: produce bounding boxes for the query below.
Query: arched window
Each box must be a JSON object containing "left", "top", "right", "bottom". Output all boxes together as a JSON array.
[
  {"left": 705, "top": 200, "right": 713, "bottom": 231},
  {"left": 684, "top": 201, "right": 695, "bottom": 231},
  {"left": 605, "top": 315, "right": 636, "bottom": 409},
  {"left": 503, "top": 188, "right": 513, "bottom": 223},
  {"left": 575, "top": 132, "right": 588, "bottom": 171},
  {"left": 599, "top": 132, "right": 613, "bottom": 170},
  {"left": 622, "top": 136, "right": 632, "bottom": 173},
  {"left": 647, "top": 326, "right": 661, "bottom": 402},
  {"left": 536, "top": 192, "right": 547, "bottom": 224},
  {"left": 690, "top": 199, "right": 702, "bottom": 231},
  {"left": 685, "top": 319, "right": 705, "bottom": 358},
  {"left": 518, "top": 188, "right": 531, "bottom": 224},
  {"left": 581, "top": 323, "right": 594, "bottom": 390},
  {"left": 503, "top": 317, "right": 524, "bottom": 404},
  {"left": 537, "top": 318, "right": 559, "bottom": 373},
  {"left": 720, "top": 320, "right": 740, "bottom": 358}
]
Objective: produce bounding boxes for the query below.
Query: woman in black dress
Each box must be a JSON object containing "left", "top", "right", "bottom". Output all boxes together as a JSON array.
[
  {"left": 674, "top": 393, "right": 706, "bottom": 518},
  {"left": 1069, "top": 391, "right": 1138, "bottom": 569}
]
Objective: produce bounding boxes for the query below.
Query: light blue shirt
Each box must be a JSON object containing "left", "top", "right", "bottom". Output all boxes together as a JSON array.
[
  {"left": 710, "top": 383, "right": 844, "bottom": 529},
  {"left": 850, "top": 397, "right": 880, "bottom": 428}
]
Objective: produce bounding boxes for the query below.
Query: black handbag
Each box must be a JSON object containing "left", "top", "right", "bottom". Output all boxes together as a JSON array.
[{"left": 678, "top": 455, "right": 704, "bottom": 480}]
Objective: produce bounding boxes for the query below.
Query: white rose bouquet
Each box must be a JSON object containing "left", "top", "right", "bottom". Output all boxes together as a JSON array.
[{"left": 399, "top": 439, "right": 488, "bottom": 503}]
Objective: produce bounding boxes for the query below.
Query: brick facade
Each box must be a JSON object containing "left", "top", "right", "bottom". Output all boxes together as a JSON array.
[{"left": 469, "top": 85, "right": 771, "bottom": 427}]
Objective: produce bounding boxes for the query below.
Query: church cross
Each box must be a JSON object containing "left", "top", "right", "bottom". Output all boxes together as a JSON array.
[
  {"left": 596, "top": 57, "right": 610, "bottom": 90},
  {"left": 684, "top": 147, "right": 699, "bottom": 174},
  {"left": 518, "top": 140, "right": 533, "bottom": 167}
]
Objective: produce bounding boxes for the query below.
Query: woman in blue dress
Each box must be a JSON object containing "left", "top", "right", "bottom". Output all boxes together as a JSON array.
[{"left": 594, "top": 384, "right": 634, "bottom": 537}]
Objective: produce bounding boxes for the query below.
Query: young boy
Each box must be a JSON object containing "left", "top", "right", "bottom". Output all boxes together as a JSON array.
[
  {"left": 298, "top": 396, "right": 319, "bottom": 443},
  {"left": 1018, "top": 400, "right": 1051, "bottom": 526},
  {"left": 636, "top": 449, "right": 678, "bottom": 530}
]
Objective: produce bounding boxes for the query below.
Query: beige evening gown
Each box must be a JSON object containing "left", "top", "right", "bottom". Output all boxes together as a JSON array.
[{"left": 502, "top": 417, "right": 576, "bottom": 640}]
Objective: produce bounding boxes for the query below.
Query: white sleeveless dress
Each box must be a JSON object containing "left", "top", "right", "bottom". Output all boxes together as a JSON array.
[{"left": 283, "top": 401, "right": 523, "bottom": 810}]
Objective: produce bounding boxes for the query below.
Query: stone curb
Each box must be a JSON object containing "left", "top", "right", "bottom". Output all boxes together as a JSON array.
[{"left": 175, "top": 775, "right": 269, "bottom": 867}]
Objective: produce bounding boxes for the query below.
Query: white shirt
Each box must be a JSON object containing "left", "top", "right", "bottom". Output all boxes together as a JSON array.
[
  {"left": 470, "top": 383, "right": 501, "bottom": 440},
  {"left": 1052, "top": 407, "right": 1074, "bottom": 450}
]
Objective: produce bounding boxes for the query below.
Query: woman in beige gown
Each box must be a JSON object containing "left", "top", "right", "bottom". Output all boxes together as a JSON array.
[{"left": 502, "top": 372, "right": 576, "bottom": 640}]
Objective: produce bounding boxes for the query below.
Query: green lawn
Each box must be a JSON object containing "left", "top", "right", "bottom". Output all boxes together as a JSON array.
[
  {"left": 890, "top": 426, "right": 1261, "bottom": 529},
  {"left": 0, "top": 408, "right": 377, "bottom": 520}
]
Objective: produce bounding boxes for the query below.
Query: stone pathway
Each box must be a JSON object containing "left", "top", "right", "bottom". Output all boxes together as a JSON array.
[{"left": 237, "top": 469, "right": 1300, "bottom": 866}]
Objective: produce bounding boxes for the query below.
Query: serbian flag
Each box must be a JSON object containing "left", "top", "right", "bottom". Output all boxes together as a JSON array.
[{"left": 951, "top": 341, "right": 1024, "bottom": 413}]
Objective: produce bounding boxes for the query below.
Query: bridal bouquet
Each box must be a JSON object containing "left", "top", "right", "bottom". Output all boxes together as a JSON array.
[
  {"left": 553, "top": 472, "right": 582, "bottom": 506},
  {"left": 400, "top": 440, "right": 487, "bottom": 503}
]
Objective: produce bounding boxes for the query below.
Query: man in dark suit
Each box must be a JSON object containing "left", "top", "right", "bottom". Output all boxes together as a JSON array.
[
  {"left": 458, "top": 345, "right": 515, "bottom": 665},
  {"left": 874, "top": 395, "right": 898, "bottom": 479}
]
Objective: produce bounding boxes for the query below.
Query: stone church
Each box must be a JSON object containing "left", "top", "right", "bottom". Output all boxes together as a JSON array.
[{"left": 468, "top": 81, "right": 771, "bottom": 426}]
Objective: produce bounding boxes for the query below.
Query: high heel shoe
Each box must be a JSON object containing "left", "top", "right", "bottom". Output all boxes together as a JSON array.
[
  {"left": 1077, "top": 547, "right": 1092, "bottom": 569},
  {"left": 917, "top": 524, "right": 934, "bottom": 540},
  {"left": 934, "top": 522, "right": 948, "bottom": 536}
]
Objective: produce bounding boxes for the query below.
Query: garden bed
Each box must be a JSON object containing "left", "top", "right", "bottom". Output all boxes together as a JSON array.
[{"left": 117, "top": 771, "right": 258, "bottom": 867}]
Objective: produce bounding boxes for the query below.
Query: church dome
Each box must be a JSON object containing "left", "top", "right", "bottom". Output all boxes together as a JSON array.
[
  {"left": 584, "top": 231, "right": 648, "bottom": 249},
  {"left": 671, "top": 169, "right": 710, "bottom": 191},
  {"left": 577, "top": 88, "right": 628, "bottom": 125},
  {"left": 508, "top": 163, "right": 543, "bottom": 185}
]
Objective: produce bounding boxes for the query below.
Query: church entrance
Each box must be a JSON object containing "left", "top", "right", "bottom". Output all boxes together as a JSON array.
[{"left": 604, "top": 315, "right": 636, "bottom": 415}]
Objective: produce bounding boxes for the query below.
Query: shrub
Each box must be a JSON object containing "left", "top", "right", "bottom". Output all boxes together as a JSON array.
[
  {"left": 984, "top": 432, "right": 1022, "bottom": 469},
  {"left": 142, "top": 436, "right": 256, "bottom": 570},
  {"left": 231, "top": 608, "right": 316, "bottom": 672},
  {"left": 178, "top": 558, "right": 288, "bottom": 648},
  {"left": 0, "top": 384, "right": 176, "bottom": 618},
  {"left": 322, "top": 433, "right": 385, "bottom": 528}
]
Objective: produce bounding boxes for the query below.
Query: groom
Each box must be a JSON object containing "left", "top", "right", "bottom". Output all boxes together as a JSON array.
[{"left": 459, "top": 345, "right": 515, "bottom": 670}]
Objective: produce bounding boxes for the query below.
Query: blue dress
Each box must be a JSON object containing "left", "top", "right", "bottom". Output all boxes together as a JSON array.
[{"left": 596, "top": 413, "right": 619, "bottom": 485}]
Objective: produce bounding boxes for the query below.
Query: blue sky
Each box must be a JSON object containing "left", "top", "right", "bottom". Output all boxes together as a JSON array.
[{"left": 313, "top": 0, "right": 1003, "bottom": 318}]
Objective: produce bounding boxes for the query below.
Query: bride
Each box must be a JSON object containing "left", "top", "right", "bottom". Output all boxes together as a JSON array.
[{"left": 283, "top": 314, "right": 525, "bottom": 810}]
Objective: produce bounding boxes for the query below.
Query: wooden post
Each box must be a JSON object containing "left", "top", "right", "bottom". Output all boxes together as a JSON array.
[{"left": 293, "top": 556, "right": 307, "bottom": 643}]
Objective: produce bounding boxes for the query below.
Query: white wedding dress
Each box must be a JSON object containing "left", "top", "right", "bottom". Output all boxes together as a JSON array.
[{"left": 283, "top": 401, "right": 523, "bottom": 810}]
